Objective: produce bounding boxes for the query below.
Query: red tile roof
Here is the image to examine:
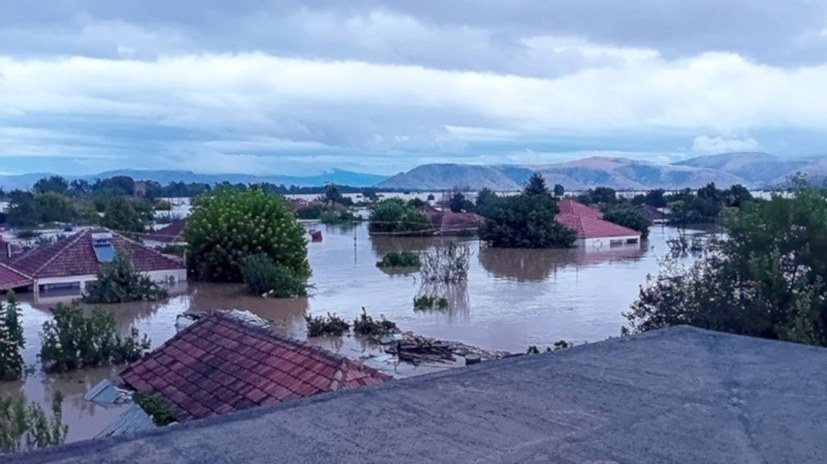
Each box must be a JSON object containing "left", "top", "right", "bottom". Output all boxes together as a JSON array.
[
  {"left": 556, "top": 213, "right": 640, "bottom": 239},
  {"left": 557, "top": 198, "right": 603, "bottom": 218},
  {"left": 555, "top": 199, "right": 639, "bottom": 239},
  {"left": 121, "top": 314, "right": 391, "bottom": 422},
  {"left": 0, "top": 263, "right": 31, "bottom": 291},
  {"left": 11, "top": 228, "right": 183, "bottom": 279},
  {"left": 146, "top": 220, "right": 187, "bottom": 244},
  {"left": 0, "top": 238, "right": 24, "bottom": 263}
]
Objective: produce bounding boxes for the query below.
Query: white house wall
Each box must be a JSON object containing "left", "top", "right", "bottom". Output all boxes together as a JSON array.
[
  {"left": 582, "top": 235, "right": 641, "bottom": 249},
  {"left": 35, "top": 268, "right": 187, "bottom": 292}
]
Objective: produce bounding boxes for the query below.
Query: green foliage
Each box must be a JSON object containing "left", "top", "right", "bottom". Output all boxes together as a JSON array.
[
  {"left": 526, "top": 341, "right": 571, "bottom": 354},
  {"left": 626, "top": 186, "right": 827, "bottom": 346},
  {"left": 0, "top": 393, "right": 68, "bottom": 454},
  {"left": 0, "top": 292, "right": 25, "bottom": 381},
  {"left": 352, "top": 308, "right": 398, "bottom": 338},
  {"left": 413, "top": 295, "right": 449, "bottom": 310},
  {"left": 295, "top": 205, "right": 324, "bottom": 220},
  {"left": 154, "top": 199, "right": 172, "bottom": 211},
  {"left": 644, "top": 189, "right": 667, "bottom": 208},
  {"left": 305, "top": 313, "right": 349, "bottom": 337},
  {"left": 448, "top": 192, "right": 474, "bottom": 213},
  {"left": 240, "top": 254, "right": 307, "bottom": 298},
  {"left": 553, "top": 184, "right": 565, "bottom": 197},
  {"left": 35, "top": 193, "right": 76, "bottom": 224},
  {"left": 523, "top": 172, "right": 551, "bottom": 197},
  {"left": 40, "top": 304, "right": 150, "bottom": 373},
  {"left": 578, "top": 187, "right": 617, "bottom": 205},
  {"left": 133, "top": 391, "right": 176, "bottom": 426},
  {"left": 368, "top": 199, "right": 432, "bottom": 235},
  {"left": 82, "top": 252, "right": 169, "bottom": 304},
  {"left": 159, "top": 244, "right": 187, "bottom": 258},
  {"left": 33, "top": 176, "right": 70, "bottom": 195},
  {"left": 376, "top": 251, "right": 421, "bottom": 268},
  {"left": 185, "top": 187, "right": 310, "bottom": 282},
  {"left": 601, "top": 206, "right": 650, "bottom": 240},
  {"left": 474, "top": 188, "right": 499, "bottom": 217},
  {"left": 479, "top": 195, "right": 576, "bottom": 248},
  {"left": 101, "top": 197, "right": 145, "bottom": 233},
  {"left": 320, "top": 209, "right": 358, "bottom": 225}
]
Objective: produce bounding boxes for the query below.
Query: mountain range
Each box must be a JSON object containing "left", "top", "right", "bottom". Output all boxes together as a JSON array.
[
  {"left": 378, "top": 153, "right": 823, "bottom": 191},
  {"left": 1, "top": 153, "right": 823, "bottom": 191}
]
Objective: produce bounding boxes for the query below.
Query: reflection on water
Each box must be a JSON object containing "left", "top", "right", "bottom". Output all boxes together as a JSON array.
[{"left": 1, "top": 222, "right": 707, "bottom": 443}]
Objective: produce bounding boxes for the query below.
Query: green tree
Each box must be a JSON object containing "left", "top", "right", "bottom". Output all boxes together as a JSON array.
[
  {"left": 368, "top": 199, "right": 432, "bottom": 235},
  {"left": 82, "top": 251, "right": 169, "bottom": 304},
  {"left": 625, "top": 185, "right": 827, "bottom": 346},
  {"left": 101, "top": 197, "right": 145, "bottom": 234},
  {"left": 6, "top": 191, "right": 39, "bottom": 228},
  {"left": 601, "top": 206, "right": 650, "bottom": 240},
  {"left": 474, "top": 188, "right": 499, "bottom": 217},
  {"left": 553, "top": 184, "right": 565, "bottom": 197},
  {"left": 33, "top": 176, "right": 69, "bottom": 195},
  {"left": 479, "top": 195, "right": 576, "bottom": 248},
  {"left": 0, "top": 393, "right": 68, "bottom": 454},
  {"left": 723, "top": 184, "right": 754, "bottom": 208},
  {"left": 0, "top": 292, "right": 25, "bottom": 381},
  {"left": 35, "top": 192, "right": 75, "bottom": 224},
  {"left": 448, "top": 192, "right": 474, "bottom": 212},
  {"left": 240, "top": 254, "right": 307, "bottom": 298},
  {"left": 588, "top": 187, "right": 617, "bottom": 204},
  {"left": 644, "top": 189, "right": 667, "bottom": 208},
  {"left": 523, "top": 172, "right": 550, "bottom": 197},
  {"left": 40, "top": 304, "right": 150, "bottom": 373},
  {"left": 185, "top": 187, "right": 310, "bottom": 282}
]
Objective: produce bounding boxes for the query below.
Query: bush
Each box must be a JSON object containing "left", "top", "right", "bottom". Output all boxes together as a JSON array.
[
  {"left": 133, "top": 391, "right": 176, "bottom": 426},
  {"left": 376, "top": 251, "right": 421, "bottom": 268},
  {"left": 295, "top": 205, "right": 324, "bottom": 220},
  {"left": 352, "top": 308, "right": 398, "bottom": 338},
  {"left": 240, "top": 254, "right": 307, "bottom": 298},
  {"left": 82, "top": 251, "right": 169, "bottom": 304},
  {"left": 420, "top": 243, "right": 470, "bottom": 284},
  {"left": 305, "top": 313, "right": 350, "bottom": 337},
  {"left": 185, "top": 187, "right": 309, "bottom": 282},
  {"left": 0, "top": 292, "right": 25, "bottom": 381},
  {"left": 101, "top": 197, "right": 145, "bottom": 234},
  {"left": 368, "top": 199, "right": 432, "bottom": 235},
  {"left": 40, "top": 304, "right": 150, "bottom": 373},
  {"left": 601, "top": 206, "right": 650, "bottom": 240},
  {"left": 413, "top": 295, "right": 449, "bottom": 310},
  {"left": 159, "top": 244, "right": 187, "bottom": 258},
  {"left": 0, "top": 393, "right": 67, "bottom": 454},
  {"left": 320, "top": 209, "right": 358, "bottom": 225}
]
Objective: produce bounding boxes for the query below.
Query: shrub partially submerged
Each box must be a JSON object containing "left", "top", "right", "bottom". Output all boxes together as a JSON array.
[
  {"left": 413, "top": 295, "right": 449, "bottom": 310},
  {"left": 376, "top": 251, "right": 421, "bottom": 268},
  {"left": 40, "top": 304, "right": 150, "bottom": 373},
  {"left": 82, "top": 252, "right": 168, "bottom": 304},
  {"left": 240, "top": 254, "right": 308, "bottom": 298},
  {"left": 0, "top": 393, "right": 68, "bottom": 454},
  {"left": 352, "top": 308, "right": 398, "bottom": 339},
  {"left": 305, "top": 313, "right": 349, "bottom": 337}
]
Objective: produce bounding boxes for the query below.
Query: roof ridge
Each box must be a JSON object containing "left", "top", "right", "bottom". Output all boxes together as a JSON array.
[
  {"left": 0, "top": 261, "right": 32, "bottom": 280},
  {"left": 110, "top": 228, "right": 184, "bottom": 267},
  {"left": 17, "top": 229, "right": 90, "bottom": 276}
]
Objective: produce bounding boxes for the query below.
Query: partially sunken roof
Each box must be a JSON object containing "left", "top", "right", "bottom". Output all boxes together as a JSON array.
[
  {"left": 121, "top": 314, "right": 390, "bottom": 422},
  {"left": 556, "top": 212, "right": 641, "bottom": 239},
  {"left": 0, "top": 262, "right": 30, "bottom": 291},
  {"left": 557, "top": 198, "right": 603, "bottom": 217},
  {"left": 145, "top": 220, "right": 187, "bottom": 244},
  {"left": 10, "top": 228, "right": 183, "bottom": 279},
  {"left": 13, "top": 326, "right": 827, "bottom": 464}
]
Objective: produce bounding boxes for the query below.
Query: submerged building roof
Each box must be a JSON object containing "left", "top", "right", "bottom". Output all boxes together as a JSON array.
[
  {"left": 9, "top": 228, "right": 183, "bottom": 279},
  {"left": 0, "top": 262, "right": 31, "bottom": 291},
  {"left": 145, "top": 220, "right": 187, "bottom": 245},
  {"left": 12, "top": 326, "right": 827, "bottom": 463},
  {"left": 120, "top": 314, "right": 390, "bottom": 422},
  {"left": 556, "top": 198, "right": 640, "bottom": 239}
]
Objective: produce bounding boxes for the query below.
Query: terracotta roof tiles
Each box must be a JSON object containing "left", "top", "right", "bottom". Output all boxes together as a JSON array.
[
  {"left": 121, "top": 314, "right": 391, "bottom": 422},
  {"left": 0, "top": 263, "right": 31, "bottom": 291}
]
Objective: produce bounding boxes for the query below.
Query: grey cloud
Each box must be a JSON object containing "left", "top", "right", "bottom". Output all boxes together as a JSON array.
[{"left": 2, "top": 0, "right": 826, "bottom": 71}]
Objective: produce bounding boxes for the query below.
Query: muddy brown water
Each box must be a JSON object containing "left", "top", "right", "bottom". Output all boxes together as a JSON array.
[{"left": 1, "top": 223, "right": 707, "bottom": 443}]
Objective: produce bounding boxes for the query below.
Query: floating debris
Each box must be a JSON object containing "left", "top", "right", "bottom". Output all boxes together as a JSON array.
[{"left": 384, "top": 332, "right": 509, "bottom": 365}]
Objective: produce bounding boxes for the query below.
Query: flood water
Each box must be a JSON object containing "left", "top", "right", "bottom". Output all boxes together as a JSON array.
[{"left": 1, "top": 222, "right": 709, "bottom": 443}]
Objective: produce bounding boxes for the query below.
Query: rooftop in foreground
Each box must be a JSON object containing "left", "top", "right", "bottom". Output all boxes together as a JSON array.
[{"left": 10, "top": 326, "right": 827, "bottom": 463}]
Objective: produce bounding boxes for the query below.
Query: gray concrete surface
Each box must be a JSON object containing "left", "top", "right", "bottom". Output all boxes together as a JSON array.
[{"left": 8, "top": 326, "right": 827, "bottom": 463}]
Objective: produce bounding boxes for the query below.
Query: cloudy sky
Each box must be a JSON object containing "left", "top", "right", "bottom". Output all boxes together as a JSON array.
[{"left": 1, "top": 0, "right": 827, "bottom": 176}]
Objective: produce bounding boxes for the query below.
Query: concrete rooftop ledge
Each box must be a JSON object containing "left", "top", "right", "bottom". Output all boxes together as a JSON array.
[{"left": 8, "top": 326, "right": 827, "bottom": 463}]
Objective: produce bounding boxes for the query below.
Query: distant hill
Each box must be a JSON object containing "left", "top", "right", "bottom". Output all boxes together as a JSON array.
[
  {"left": 672, "top": 152, "right": 809, "bottom": 187},
  {"left": 378, "top": 164, "right": 533, "bottom": 190},
  {"left": 0, "top": 169, "right": 388, "bottom": 190}
]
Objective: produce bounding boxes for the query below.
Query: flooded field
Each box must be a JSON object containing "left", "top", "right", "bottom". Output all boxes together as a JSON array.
[{"left": 1, "top": 223, "right": 708, "bottom": 442}]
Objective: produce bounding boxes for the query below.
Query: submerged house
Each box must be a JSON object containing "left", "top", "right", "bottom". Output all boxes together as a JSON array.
[
  {"left": 121, "top": 313, "right": 390, "bottom": 422},
  {"left": 556, "top": 198, "right": 641, "bottom": 249},
  {"left": 7, "top": 228, "right": 186, "bottom": 294},
  {"left": 0, "top": 262, "right": 31, "bottom": 292},
  {"left": 633, "top": 204, "right": 671, "bottom": 224},
  {"left": 418, "top": 205, "right": 483, "bottom": 236},
  {"left": 143, "top": 219, "right": 187, "bottom": 249}
]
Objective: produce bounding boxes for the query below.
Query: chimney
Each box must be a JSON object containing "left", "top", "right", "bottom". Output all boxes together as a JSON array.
[{"left": 6, "top": 242, "right": 10, "bottom": 259}]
